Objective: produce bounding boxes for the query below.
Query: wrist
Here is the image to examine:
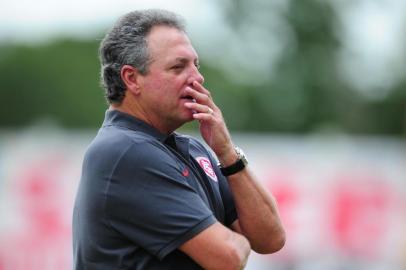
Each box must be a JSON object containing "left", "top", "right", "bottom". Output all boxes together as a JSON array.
[
  {"left": 218, "top": 146, "right": 249, "bottom": 177},
  {"left": 217, "top": 144, "right": 238, "bottom": 167}
]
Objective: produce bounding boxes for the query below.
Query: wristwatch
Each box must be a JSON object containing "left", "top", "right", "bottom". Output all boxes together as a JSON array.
[{"left": 219, "top": 146, "right": 248, "bottom": 176}]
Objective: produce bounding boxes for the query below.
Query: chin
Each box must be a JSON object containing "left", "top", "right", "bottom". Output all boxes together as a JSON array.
[
  {"left": 181, "top": 116, "right": 194, "bottom": 124},
  {"left": 182, "top": 109, "right": 195, "bottom": 121}
]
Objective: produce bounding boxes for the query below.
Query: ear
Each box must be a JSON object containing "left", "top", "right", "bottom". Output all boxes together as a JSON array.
[{"left": 121, "top": 65, "right": 142, "bottom": 95}]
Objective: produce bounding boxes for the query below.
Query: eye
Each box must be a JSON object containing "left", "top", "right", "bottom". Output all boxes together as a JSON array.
[
  {"left": 195, "top": 63, "right": 201, "bottom": 70},
  {"left": 171, "top": 64, "right": 184, "bottom": 70}
]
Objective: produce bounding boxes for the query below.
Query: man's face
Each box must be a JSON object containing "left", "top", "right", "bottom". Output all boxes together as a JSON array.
[{"left": 137, "top": 25, "right": 204, "bottom": 132}]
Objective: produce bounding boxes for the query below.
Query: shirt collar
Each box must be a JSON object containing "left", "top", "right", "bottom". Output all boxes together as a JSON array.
[{"left": 102, "top": 109, "right": 169, "bottom": 142}]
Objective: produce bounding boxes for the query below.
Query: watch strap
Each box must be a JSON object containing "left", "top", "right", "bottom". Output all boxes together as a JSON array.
[{"left": 219, "top": 158, "right": 246, "bottom": 176}]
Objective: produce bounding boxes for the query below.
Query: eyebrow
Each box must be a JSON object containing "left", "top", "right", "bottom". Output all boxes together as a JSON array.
[{"left": 173, "top": 57, "right": 199, "bottom": 65}]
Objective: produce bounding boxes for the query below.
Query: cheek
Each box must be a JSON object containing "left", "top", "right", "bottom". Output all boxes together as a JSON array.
[
  {"left": 159, "top": 79, "right": 184, "bottom": 97},
  {"left": 143, "top": 73, "right": 186, "bottom": 100},
  {"left": 144, "top": 77, "right": 163, "bottom": 92}
]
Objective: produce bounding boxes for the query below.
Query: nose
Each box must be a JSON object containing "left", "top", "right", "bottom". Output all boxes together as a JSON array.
[{"left": 188, "top": 65, "right": 204, "bottom": 85}]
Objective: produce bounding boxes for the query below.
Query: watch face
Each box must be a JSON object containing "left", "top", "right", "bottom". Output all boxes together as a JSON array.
[{"left": 235, "top": 146, "right": 248, "bottom": 165}]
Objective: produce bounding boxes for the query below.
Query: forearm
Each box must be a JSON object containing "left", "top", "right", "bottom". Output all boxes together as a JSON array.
[
  {"left": 227, "top": 167, "right": 285, "bottom": 253},
  {"left": 180, "top": 222, "right": 251, "bottom": 270},
  {"left": 186, "top": 80, "right": 285, "bottom": 254},
  {"left": 228, "top": 230, "right": 251, "bottom": 270}
]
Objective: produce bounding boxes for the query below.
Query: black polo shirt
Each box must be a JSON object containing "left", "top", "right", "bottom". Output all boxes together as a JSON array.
[{"left": 73, "top": 110, "right": 237, "bottom": 269}]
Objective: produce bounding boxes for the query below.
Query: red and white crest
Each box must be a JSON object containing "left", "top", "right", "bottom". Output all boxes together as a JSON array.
[{"left": 195, "top": 156, "right": 218, "bottom": 182}]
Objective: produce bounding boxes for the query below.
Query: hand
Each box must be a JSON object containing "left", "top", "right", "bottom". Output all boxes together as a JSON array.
[{"left": 184, "top": 81, "right": 237, "bottom": 166}]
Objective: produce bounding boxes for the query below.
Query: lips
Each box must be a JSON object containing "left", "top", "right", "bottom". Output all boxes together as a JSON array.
[
  {"left": 180, "top": 93, "right": 196, "bottom": 102},
  {"left": 180, "top": 95, "right": 193, "bottom": 100}
]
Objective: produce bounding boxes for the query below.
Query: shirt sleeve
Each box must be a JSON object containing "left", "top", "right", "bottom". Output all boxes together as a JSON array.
[{"left": 104, "top": 141, "right": 217, "bottom": 260}]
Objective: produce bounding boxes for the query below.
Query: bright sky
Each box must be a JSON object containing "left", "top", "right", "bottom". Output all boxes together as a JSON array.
[
  {"left": 0, "top": 0, "right": 219, "bottom": 42},
  {"left": 333, "top": 0, "right": 406, "bottom": 99},
  {"left": 1, "top": 0, "right": 405, "bottom": 99}
]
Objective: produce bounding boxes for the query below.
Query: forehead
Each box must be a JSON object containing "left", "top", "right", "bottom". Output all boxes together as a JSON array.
[{"left": 146, "top": 25, "right": 198, "bottom": 62}]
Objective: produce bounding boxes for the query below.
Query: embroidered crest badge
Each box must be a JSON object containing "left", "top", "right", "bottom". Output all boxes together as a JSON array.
[{"left": 195, "top": 156, "right": 218, "bottom": 182}]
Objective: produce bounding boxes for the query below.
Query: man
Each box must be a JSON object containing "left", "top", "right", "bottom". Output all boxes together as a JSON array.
[{"left": 73, "top": 9, "right": 285, "bottom": 270}]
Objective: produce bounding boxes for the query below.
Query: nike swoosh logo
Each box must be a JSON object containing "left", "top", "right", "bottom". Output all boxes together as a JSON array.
[{"left": 182, "top": 168, "right": 189, "bottom": 177}]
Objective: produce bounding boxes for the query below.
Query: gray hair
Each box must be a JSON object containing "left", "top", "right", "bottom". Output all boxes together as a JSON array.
[{"left": 99, "top": 9, "right": 186, "bottom": 104}]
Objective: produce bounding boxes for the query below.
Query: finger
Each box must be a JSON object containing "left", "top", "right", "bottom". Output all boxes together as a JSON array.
[
  {"left": 192, "top": 112, "right": 214, "bottom": 121},
  {"left": 192, "top": 81, "right": 211, "bottom": 97},
  {"left": 185, "top": 102, "right": 215, "bottom": 114},
  {"left": 185, "top": 87, "right": 213, "bottom": 106}
]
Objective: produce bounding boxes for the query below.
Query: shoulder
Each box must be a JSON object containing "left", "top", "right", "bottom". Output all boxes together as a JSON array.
[
  {"left": 180, "top": 134, "right": 213, "bottom": 156},
  {"left": 184, "top": 135, "right": 219, "bottom": 165},
  {"left": 83, "top": 125, "right": 171, "bottom": 169}
]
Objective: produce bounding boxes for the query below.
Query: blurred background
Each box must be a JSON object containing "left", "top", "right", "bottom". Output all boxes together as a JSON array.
[{"left": 0, "top": 0, "right": 405, "bottom": 269}]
